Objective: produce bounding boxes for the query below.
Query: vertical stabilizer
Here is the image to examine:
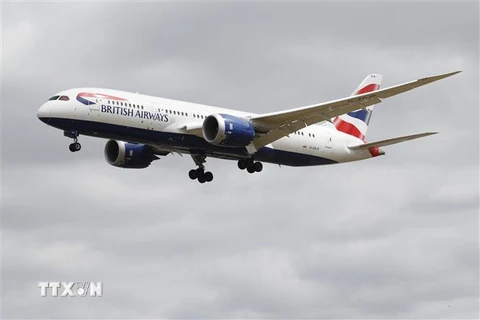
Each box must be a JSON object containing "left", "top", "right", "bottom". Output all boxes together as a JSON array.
[{"left": 333, "top": 74, "right": 383, "bottom": 141}]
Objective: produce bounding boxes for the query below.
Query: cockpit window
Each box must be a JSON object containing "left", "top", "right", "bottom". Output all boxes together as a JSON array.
[
  {"left": 48, "top": 95, "right": 60, "bottom": 101},
  {"left": 59, "top": 95, "right": 70, "bottom": 101}
]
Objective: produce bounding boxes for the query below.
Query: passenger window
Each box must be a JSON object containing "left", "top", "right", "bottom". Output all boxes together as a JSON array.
[
  {"left": 129, "top": 103, "right": 132, "bottom": 107},
  {"left": 48, "top": 95, "right": 60, "bottom": 101},
  {"left": 141, "top": 106, "right": 144, "bottom": 109}
]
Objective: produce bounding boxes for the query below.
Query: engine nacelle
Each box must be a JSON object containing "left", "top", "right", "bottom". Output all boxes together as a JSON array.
[
  {"left": 104, "top": 140, "right": 158, "bottom": 169},
  {"left": 202, "top": 114, "right": 255, "bottom": 147}
]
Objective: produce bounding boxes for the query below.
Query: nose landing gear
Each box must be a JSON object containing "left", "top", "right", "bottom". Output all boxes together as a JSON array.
[{"left": 64, "top": 130, "right": 81, "bottom": 152}]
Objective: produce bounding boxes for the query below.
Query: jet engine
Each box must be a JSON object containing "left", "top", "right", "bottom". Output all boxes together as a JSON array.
[
  {"left": 202, "top": 114, "right": 255, "bottom": 147},
  {"left": 104, "top": 140, "right": 158, "bottom": 169}
]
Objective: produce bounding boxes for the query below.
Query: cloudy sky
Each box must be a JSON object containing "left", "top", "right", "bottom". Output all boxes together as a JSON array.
[{"left": 2, "top": 1, "right": 479, "bottom": 319}]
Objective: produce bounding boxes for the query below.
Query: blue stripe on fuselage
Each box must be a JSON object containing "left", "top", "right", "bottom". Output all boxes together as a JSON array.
[
  {"left": 76, "top": 96, "right": 95, "bottom": 105},
  {"left": 45, "top": 117, "right": 337, "bottom": 167}
]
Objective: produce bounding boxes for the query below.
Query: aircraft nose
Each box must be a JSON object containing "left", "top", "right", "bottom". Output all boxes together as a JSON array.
[{"left": 37, "top": 103, "right": 51, "bottom": 123}]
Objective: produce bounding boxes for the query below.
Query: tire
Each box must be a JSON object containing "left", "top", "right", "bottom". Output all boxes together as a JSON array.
[
  {"left": 237, "top": 159, "right": 247, "bottom": 170},
  {"left": 188, "top": 169, "right": 197, "bottom": 180},
  {"left": 69, "top": 143, "right": 76, "bottom": 152},
  {"left": 204, "top": 171, "right": 213, "bottom": 182},
  {"left": 247, "top": 166, "right": 255, "bottom": 174},
  {"left": 254, "top": 162, "right": 263, "bottom": 172},
  {"left": 198, "top": 175, "right": 206, "bottom": 183},
  {"left": 74, "top": 142, "right": 81, "bottom": 151}
]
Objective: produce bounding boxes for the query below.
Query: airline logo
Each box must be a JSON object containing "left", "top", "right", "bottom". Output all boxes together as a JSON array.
[
  {"left": 76, "top": 92, "right": 126, "bottom": 106},
  {"left": 334, "top": 83, "right": 380, "bottom": 141}
]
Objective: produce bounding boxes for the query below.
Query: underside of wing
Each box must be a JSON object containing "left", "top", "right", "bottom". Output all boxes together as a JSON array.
[
  {"left": 151, "top": 146, "right": 172, "bottom": 156},
  {"left": 179, "top": 124, "right": 204, "bottom": 138},
  {"left": 249, "top": 71, "right": 460, "bottom": 151}
]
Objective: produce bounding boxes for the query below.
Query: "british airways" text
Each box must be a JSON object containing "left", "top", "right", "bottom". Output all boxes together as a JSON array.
[{"left": 100, "top": 105, "right": 169, "bottom": 122}]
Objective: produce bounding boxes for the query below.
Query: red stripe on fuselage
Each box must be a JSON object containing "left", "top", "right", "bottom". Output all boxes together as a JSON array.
[{"left": 77, "top": 92, "right": 126, "bottom": 101}]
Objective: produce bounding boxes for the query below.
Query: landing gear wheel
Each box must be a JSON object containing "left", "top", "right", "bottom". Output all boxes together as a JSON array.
[
  {"left": 204, "top": 171, "right": 213, "bottom": 182},
  {"left": 237, "top": 159, "right": 247, "bottom": 170},
  {"left": 247, "top": 166, "right": 256, "bottom": 174},
  {"left": 190, "top": 155, "right": 214, "bottom": 183},
  {"left": 188, "top": 169, "right": 198, "bottom": 180},
  {"left": 254, "top": 162, "right": 263, "bottom": 172},
  {"left": 69, "top": 142, "right": 81, "bottom": 152}
]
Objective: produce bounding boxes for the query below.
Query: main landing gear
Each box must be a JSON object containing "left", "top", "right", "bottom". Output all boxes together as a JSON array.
[
  {"left": 64, "top": 130, "right": 81, "bottom": 152},
  {"left": 237, "top": 158, "right": 263, "bottom": 174},
  {"left": 189, "top": 154, "right": 214, "bottom": 183}
]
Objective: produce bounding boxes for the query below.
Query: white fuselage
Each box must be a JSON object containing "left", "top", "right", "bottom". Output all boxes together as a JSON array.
[{"left": 37, "top": 88, "right": 373, "bottom": 166}]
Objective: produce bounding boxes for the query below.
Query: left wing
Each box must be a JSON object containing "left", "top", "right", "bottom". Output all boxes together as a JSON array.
[{"left": 249, "top": 71, "right": 460, "bottom": 152}]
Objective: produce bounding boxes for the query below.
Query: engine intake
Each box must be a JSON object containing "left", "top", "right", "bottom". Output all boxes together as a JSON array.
[
  {"left": 104, "top": 140, "right": 158, "bottom": 169},
  {"left": 203, "top": 114, "right": 255, "bottom": 147}
]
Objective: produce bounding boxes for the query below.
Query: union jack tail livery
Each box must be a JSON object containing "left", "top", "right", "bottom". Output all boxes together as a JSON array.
[{"left": 333, "top": 74, "right": 383, "bottom": 141}]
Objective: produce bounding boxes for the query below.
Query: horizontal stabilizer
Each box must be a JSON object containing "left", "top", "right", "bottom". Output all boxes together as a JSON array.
[{"left": 348, "top": 132, "right": 438, "bottom": 150}]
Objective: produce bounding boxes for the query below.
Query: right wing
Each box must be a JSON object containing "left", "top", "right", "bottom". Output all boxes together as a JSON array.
[{"left": 249, "top": 71, "right": 460, "bottom": 152}]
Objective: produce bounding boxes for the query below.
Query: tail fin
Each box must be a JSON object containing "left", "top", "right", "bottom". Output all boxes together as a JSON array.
[{"left": 333, "top": 74, "right": 383, "bottom": 141}]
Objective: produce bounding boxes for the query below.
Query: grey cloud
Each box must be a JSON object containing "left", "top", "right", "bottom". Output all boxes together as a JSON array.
[{"left": 2, "top": 1, "right": 478, "bottom": 319}]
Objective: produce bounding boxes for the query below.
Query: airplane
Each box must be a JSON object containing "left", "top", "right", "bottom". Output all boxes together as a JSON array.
[{"left": 37, "top": 71, "right": 460, "bottom": 183}]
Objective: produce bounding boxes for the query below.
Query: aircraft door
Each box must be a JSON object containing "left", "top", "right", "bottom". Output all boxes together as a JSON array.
[
  {"left": 324, "top": 134, "right": 333, "bottom": 157},
  {"left": 86, "top": 98, "right": 101, "bottom": 120},
  {"left": 90, "top": 98, "right": 100, "bottom": 111}
]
